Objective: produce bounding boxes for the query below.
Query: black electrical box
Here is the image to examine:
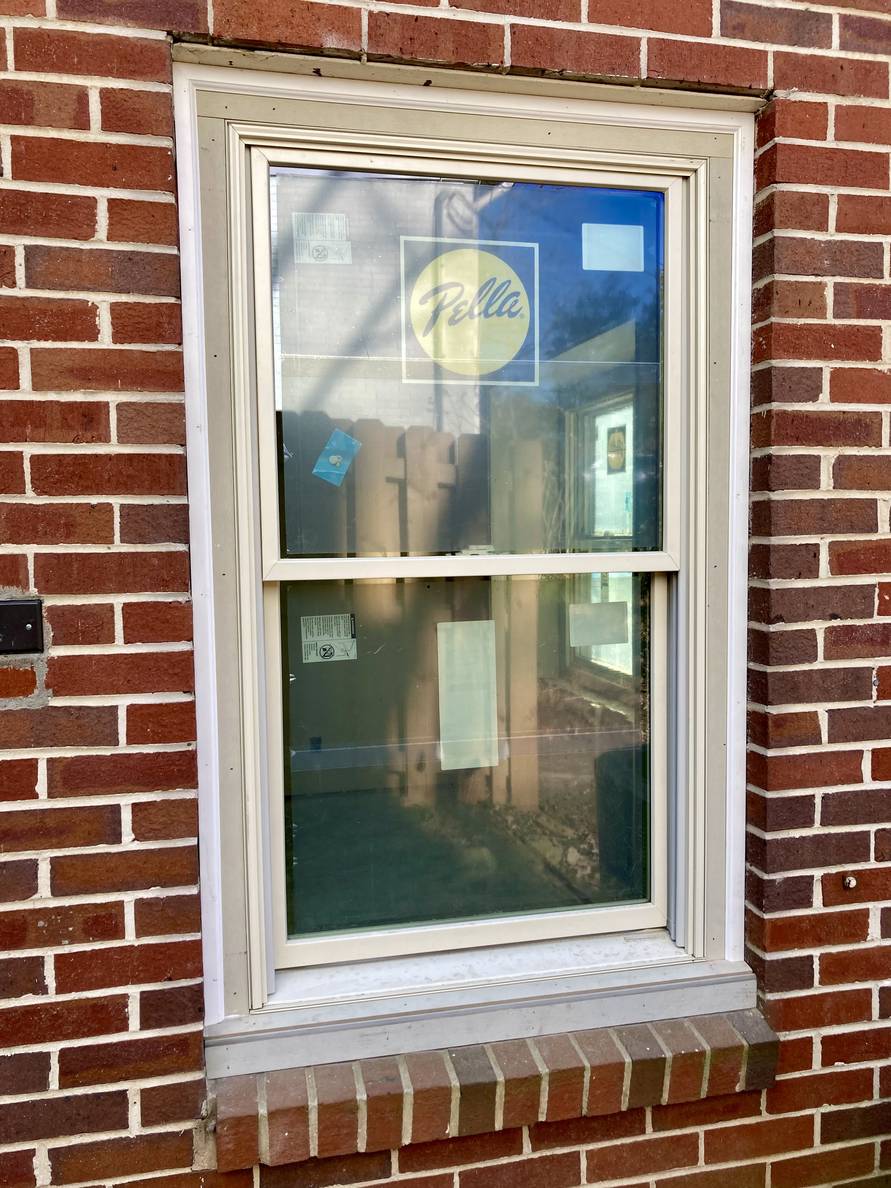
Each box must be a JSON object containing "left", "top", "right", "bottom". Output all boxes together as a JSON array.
[{"left": 0, "top": 599, "right": 43, "bottom": 655}]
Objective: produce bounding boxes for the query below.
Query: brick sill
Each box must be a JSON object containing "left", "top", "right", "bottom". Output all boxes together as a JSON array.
[{"left": 208, "top": 1009, "right": 778, "bottom": 1171}]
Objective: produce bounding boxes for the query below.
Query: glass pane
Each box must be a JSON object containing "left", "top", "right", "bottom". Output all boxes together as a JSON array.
[
  {"left": 282, "top": 574, "right": 650, "bottom": 938},
  {"left": 270, "top": 168, "right": 663, "bottom": 557}
]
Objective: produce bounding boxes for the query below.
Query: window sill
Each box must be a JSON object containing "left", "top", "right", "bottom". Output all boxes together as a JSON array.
[{"left": 208, "top": 1008, "right": 778, "bottom": 1172}]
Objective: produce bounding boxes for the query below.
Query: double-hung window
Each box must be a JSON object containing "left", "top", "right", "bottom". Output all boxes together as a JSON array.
[{"left": 175, "top": 54, "right": 756, "bottom": 1075}]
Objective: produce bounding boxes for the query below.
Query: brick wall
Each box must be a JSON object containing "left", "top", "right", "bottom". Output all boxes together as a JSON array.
[{"left": 0, "top": 1, "right": 889, "bottom": 1187}]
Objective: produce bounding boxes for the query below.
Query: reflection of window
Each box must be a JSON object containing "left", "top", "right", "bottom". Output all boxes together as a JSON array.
[{"left": 183, "top": 63, "right": 754, "bottom": 1073}]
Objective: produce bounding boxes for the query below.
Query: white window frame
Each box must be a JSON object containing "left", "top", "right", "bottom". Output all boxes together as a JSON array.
[{"left": 173, "top": 50, "right": 758, "bottom": 1078}]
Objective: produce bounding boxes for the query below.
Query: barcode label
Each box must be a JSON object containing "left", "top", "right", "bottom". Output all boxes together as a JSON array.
[{"left": 293, "top": 212, "right": 349, "bottom": 241}]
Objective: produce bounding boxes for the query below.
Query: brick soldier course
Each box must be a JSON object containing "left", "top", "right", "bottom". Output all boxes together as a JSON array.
[{"left": 1, "top": 1, "right": 891, "bottom": 1186}]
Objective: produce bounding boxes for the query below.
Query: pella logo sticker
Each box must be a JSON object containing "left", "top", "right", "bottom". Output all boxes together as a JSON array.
[{"left": 401, "top": 238, "right": 538, "bottom": 385}]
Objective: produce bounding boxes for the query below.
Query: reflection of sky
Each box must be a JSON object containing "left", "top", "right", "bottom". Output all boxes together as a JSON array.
[{"left": 271, "top": 168, "right": 663, "bottom": 373}]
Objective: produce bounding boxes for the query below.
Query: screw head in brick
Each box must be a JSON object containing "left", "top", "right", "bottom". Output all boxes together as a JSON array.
[{"left": 844, "top": 875, "right": 858, "bottom": 890}]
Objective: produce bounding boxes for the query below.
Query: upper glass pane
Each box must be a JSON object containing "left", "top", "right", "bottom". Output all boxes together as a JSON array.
[{"left": 270, "top": 167, "right": 663, "bottom": 557}]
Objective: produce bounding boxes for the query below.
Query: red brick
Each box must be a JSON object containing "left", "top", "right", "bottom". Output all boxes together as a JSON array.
[
  {"left": 361, "top": 1055, "right": 403, "bottom": 1153},
  {"left": 588, "top": 0, "right": 711, "bottom": 34},
  {"left": 706, "top": 1115, "right": 815, "bottom": 1163},
  {"left": 746, "top": 790, "right": 815, "bottom": 833},
  {"left": 266, "top": 1069, "right": 310, "bottom": 1166},
  {"left": 766, "top": 1067, "right": 872, "bottom": 1115},
  {"left": 613, "top": 1024, "right": 665, "bottom": 1109},
  {"left": 773, "top": 51, "right": 888, "bottom": 98},
  {"left": 826, "top": 623, "right": 891, "bottom": 660},
  {"left": 0, "top": 802, "right": 120, "bottom": 850},
  {"left": 753, "top": 279, "right": 826, "bottom": 323},
  {"left": 131, "top": 798, "right": 197, "bottom": 841},
  {"left": 752, "top": 409, "right": 882, "bottom": 449},
  {"left": 26, "top": 245, "right": 180, "bottom": 297},
  {"left": 751, "top": 365, "right": 822, "bottom": 404},
  {"left": 141, "top": 1078, "right": 206, "bottom": 1126},
  {"left": 34, "top": 451, "right": 186, "bottom": 494},
  {"left": 755, "top": 236, "right": 884, "bottom": 281},
  {"left": 0, "top": 665, "right": 36, "bottom": 698},
  {"left": 35, "top": 550, "right": 190, "bottom": 594},
  {"left": 765, "top": 989, "right": 871, "bottom": 1033},
  {"left": 404, "top": 1051, "right": 453, "bottom": 1146},
  {"left": 367, "top": 12, "right": 502, "bottom": 68},
  {"left": 510, "top": 24, "right": 639, "bottom": 78},
  {"left": 57, "top": 0, "right": 207, "bottom": 30},
  {"left": 101, "top": 88, "right": 174, "bottom": 136},
  {"left": 820, "top": 945, "right": 891, "bottom": 985},
  {"left": 530, "top": 1109, "right": 645, "bottom": 1152},
  {"left": 831, "top": 368, "right": 891, "bottom": 404},
  {"left": 462, "top": 1152, "right": 580, "bottom": 1188},
  {"left": 745, "top": 948, "right": 813, "bottom": 993},
  {"left": 586, "top": 1133, "right": 699, "bottom": 1181},
  {"left": 213, "top": 0, "right": 361, "bottom": 52},
  {"left": 452, "top": 0, "right": 574, "bottom": 16},
  {"left": 111, "top": 301, "right": 181, "bottom": 344},
  {"left": 648, "top": 39, "right": 768, "bottom": 89},
  {"left": 51, "top": 845, "right": 198, "bottom": 895},
  {"left": 754, "top": 191, "right": 829, "bottom": 236},
  {"left": 0, "top": 995, "right": 127, "bottom": 1046},
  {"left": 0, "top": 859, "right": 37, "bottom": 902},
  {"left": 107, "top": 198, "right": 179, "bottom": 246},
  {"left": 652, "top": 1018, "right": 705, "bottom": 1103},
  {"left": 746, "top": 749, "right": 863, "bottom": 792},
  {"left": 531, "top": 1033, "right": 584, "bottom": 1121},
  {"left": 0, "top": 1051, "right": 49, "bottom": 1095},
  {"left": 0, "top": 954, "right": 45, "bottom": 998},
  {"left": 822, "top": 787, "right": 891, "bottom": 825},
  {"left": 48, "top": 749, "right": 196, "bottom": 797},
  {"left": 723, "top": 2, "right": 831, "bottom": 47},
  {"left": 314, "top": 1061, "right": 359, "bottom": 1158},
  {"left": 834, "top": 455, "right": 891, "bottom": 489},
  {"left": 835, "top": 282, "right": 891, "bottom": 321},
  {"left": 14, "top": 28, "right": 171, "bottom": 82},
  {"left": 750, "top": 456, "right": 821, "bottom": 494},
  {"left": 0, "top": 452, "right": 23, "bottom": 494},
  {"left": 824, "top": 868, "right": 891, "bottom": 906},
  {"left": 832, "top": 541, "right": 891, "bottom": 576},
  {"left": 117, "top": 400, "right": 186, "bottom": 444},
  {"left": 0, "top": 902, "right": 124, "bottom": 950},
  {"left": 751, "top": 497, "right": 875, "bottom": 536},
  {"left": 260, "top": 1154, "right": 390, "bottom": 1188},
  {"left": 56, "top": 938, "right": 201, "bottom": 992},
  {"left": 48, "top": 649, "right": 193, "bottom": 696},
  {"left": 750, "top": 664, "right": 872, "bottom": 706},
  {"left": 759, "top": 908, "right": 868, "bottom": 951},
  {"left": 50, "top": 1132, "right": 193, "bottom": 1186},
  {"left": 748, "top": 628, "right": 818, "bottom": 666},
  {"left": 491, "top": 1039, "right": 539, "bottom": 1129},
  {"left": 0, "top": 757, "right": 37, "bottom": 800},
  {"left": 0, "top": 553, "right": 28, "bottom": 590},
  {"left": 135, "top": 893, "right": 201, "bottom": 937},
  {"left": 0, "top": 1090, "right": 128, "bottom": 1144},
  {"left": 573, "top": 1027, "right": 625, "bottom": 1115},
  {"left": 13, "top": 134, "right": 172, "bottom": 192},
  {"left": 756, "top": 143, "right": 888, "bottom": 190},
  {"left": 754, "top": 322, "right": 882, "bottom": 364},
  {"left": 748, "top": 828, "right": 870, "bottom": 875},
  {"left": 216, "top": 1075, "right": 260, "bottom": 1172},
  {"left": 823, "top": 1026, "right": 891, "bottom": 1067},
  {"left": 658, "top": 1167, "right": 766, "bottom": 1188},
  {"left": 840, "top": 12, "right": 891, "bottom": 54},
  {"left": 874, "top": 749, "right": 891, "bottom": 780},
  {"left": 0, "top": 1150, "right": 35, "bottom": 1188},
  {"left": 0, "top": 400, "right": 109, "bottom": 443},
  {"left": 31, "top": 347, "right": 183, "bottom": 393},
  {"left": 0, "top": 78, "right": 89, "bottom": 129},
  {"left": 837, "top": 195, "right": 891, "bottom": 236},
  {"left": 46, "top": 603, "right": 115, "bottom": 646},
  {"left": 120, "top": 503, "right": 189, "bottom": 544},
  {"left": 139, "top": 983, "right": 203, "bottom": 1030},
  {"left": 652, "top": 1091, "right": 762, "bottom": 1131},
  {"left": 771, "top": 1143, "right": 874, "bottom": 1188},
  {"left": 127, "top": 701, "right": 196, "bottom": 746},
  {"left": 0, "top": 189, "right": 95, "bottom": 239},
  {"left": 747, "top": 709, "right": 820, "bottom": 748},
  {"left": 0, "top": 502, "right": 112, "bottom": 545},
  {"left": 401, "top": 1130, "right": 523, "bottom": 1173},
  {"left": 0, "top": 245, "right": 14, "bottom": 288},
  {"left": 123, "top": 600, "right": 193, "bottom": 642},
  {"left": 836, "top": 104, "right": 891, "bottom": 146},
  {"left": 60, "top": 1030, "right": 201, "bottom": 1089}
]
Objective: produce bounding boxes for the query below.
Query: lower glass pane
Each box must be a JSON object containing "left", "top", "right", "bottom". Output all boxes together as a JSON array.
[{"left": 282, "top": 573, "right": 650, "bottom": 938}]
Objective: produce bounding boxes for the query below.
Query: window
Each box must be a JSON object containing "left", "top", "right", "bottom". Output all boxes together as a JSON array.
[{"left": 175, "top": 53, "right": 756, "bottom": 1074}]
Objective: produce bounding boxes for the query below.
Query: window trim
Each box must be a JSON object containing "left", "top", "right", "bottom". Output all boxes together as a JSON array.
[{"left": 173, "top": 52, "right": 757, "bottom": 1070}]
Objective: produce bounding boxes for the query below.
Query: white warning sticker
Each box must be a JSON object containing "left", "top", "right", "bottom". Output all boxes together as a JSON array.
[
  {"left": 293, "top": 211, "right": 352, "bottom": 265},
  {"left": 300, "top": 613, "right": 357, "bottom": 663}
]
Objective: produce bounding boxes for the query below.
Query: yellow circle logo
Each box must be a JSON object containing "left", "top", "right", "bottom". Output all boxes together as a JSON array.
[{"left": 409, "top": 248, "right": 531, "bottom": 377}]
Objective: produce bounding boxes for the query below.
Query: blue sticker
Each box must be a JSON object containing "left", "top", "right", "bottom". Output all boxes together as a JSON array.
[{"left": 311, "top": 429, "right": 362, "bottom": 487}]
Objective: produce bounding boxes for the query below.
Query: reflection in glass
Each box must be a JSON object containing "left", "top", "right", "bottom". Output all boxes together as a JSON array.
[
  {"left": 282, "top": 575, "right": 650, "bottom": 937},
  {"left": 270, "top": 169, "right": 663, "bottom": 557}
]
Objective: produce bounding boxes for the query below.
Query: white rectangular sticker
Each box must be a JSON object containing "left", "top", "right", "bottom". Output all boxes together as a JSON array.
[
  {"left": 293, "top": 211, "right": 352, "bottom": 265},
  {"left": 569, "top": 602, "right": 629, "bottom": 648},
  {"left": 301, "top": 613, "right": 357, "bottom": 663},
  {"left": 437, "top": 620, "right": 499, "bottom": 772},
  {"left": 582, "top": 223, "right": 644, "bottom": 272}
]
